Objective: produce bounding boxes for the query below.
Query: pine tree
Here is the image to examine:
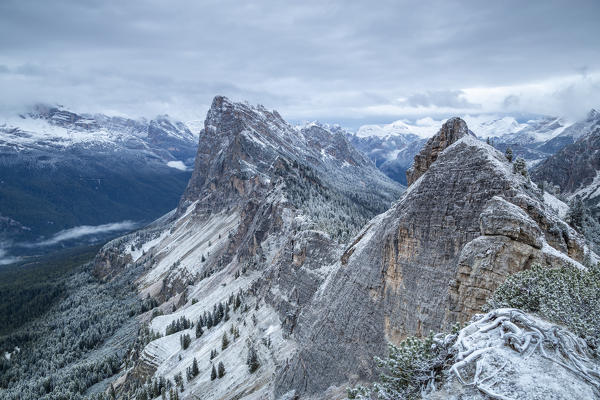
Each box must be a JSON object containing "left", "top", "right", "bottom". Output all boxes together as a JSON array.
[
  {"left": 192, "top": 357, "right": 199, "bottom": 377},
  {"left": 224, "top": 304, "right": 230, "bottom": 321},
  {"left": 567, "top": 197, "right": 586, "bottom": 231},
  {"left": 195, "top": 323, "right": 203, "bottom": 338},
  {"left": 218, "top": 361, "right": 225, "bottom": 378},
  {"left": 180, "top": 333, "right": 191, "bottom": 350},
  {"left": 221, "top": 333, "right": 230, "bottom": 350},
  {"left": 247, "top": 346, "right": 260, "bottom": 373},
  {"left": 234, "top": 293, "right": 242, "bottom": 310},
  {"left": 512, "top": 157, "right": 528, "bottom": 177},
  {"left": 211, "top": 365, "right": 217, "bottom": 381},
  {"left": 505, "top": 147, "right": 513, "bottom": 162}
]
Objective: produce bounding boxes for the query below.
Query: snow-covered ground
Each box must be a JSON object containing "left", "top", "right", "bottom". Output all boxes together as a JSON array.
[
  {"left": 543, "top": 191, "right": 569, "bottom": 218},
  {"left": 139, "top": 210, "right": 240, "bottom": 288}
]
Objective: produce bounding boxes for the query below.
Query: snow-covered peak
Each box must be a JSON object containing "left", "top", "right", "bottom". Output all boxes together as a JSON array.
[
  {"left": 555, "top": 108, "right": 600, "bottom": 141},
  {"left": 0, "top": 104, "right": 197, "bottom": 149},
  {"left": 463, "top": 115, "right": 527, "bottom": 138},
  {"left": 356, "top": 119, "right": 437, "bottom": 139},
  {"left": 587, "top": 108, "right": 599, "bottom": 121},
  {"left": 355, "top": 114, "right": 570, "bottom": 144}
]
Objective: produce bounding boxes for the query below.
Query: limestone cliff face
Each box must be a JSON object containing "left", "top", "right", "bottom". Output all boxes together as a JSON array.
[
  {"left": 92, "top": 97, "right": 403, "bottom": 398},
  {"left": 277, "top": 120, "right": 585, "bottom": 397},
  {"left": 406, "top": 117, "right": 474, "bottom": 186}
]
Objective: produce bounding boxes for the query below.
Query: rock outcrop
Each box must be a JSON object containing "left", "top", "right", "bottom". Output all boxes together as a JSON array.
[
  {"left": 276, "top": 119, "right": 585, "bottom": 397},
  {"left": 406, "top": 117, "right": 474, "bottom": 186},
  {"left": 428, "top": 309, "right": 600, "bottom": 400}
]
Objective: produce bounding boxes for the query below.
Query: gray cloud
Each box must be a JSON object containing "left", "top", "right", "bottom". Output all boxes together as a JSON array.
[
  {"left": 32, "top": 221, "right": 137, "bottom": 247},
  {"left": 503, "top": 95, "right": 520, "bottom": 110},
  {"left": 401, "top": 90, "right": 480, "bottom": 109},
  {"left": 0, "top": 0, "right": 598, "bottom": 126},
  {"left": 0, "top": 244, "right": 19, "bottom": 265}
]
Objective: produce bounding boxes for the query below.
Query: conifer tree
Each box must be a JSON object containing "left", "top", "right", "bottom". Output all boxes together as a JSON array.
[
  {"left": 247, "top": 346, "right": 260, "bottom": 373},
  {"left": 218, "top": 361, "right": 225, "bottom": 378},
  {"left": 222, "top": 332, "right": 230, "bottom": 350},
  {"left": 192, "top": 357, "right": 199, "bottom": 377},
  {"left": 211, "top": 365, "right": 217, "bottom": 381},
  {"left": 505, "top": 147, "right": 513, "bottom": 162}
]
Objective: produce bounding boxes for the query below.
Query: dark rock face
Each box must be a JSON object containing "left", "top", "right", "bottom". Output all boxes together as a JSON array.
[
  {"left": 276, "top": 124, "right": 584, "bottom": 397},
  {"left": 179, "top": 96, "right": 401, "bottom": 218},
  {"left": 406, "top": 117, "right": 473, "bottom": 186},
  {"left": 532, "top": 126, "right": 600, "bottom": 195}
]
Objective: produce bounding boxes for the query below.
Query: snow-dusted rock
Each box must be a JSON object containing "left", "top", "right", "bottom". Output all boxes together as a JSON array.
[
  {"left": 427, "top": 309, "right": 600, "bottom": 400},
  {"left": 406, "top": 117, "right": 474, "bottom": 186},
  {"left": 276, "top": 119, "right": 586, "bottom": 397}
]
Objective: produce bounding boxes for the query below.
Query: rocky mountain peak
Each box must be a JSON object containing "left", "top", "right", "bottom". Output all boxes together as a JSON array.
[
  {"left": 587, "top": 108, "right": 600, "bottom": 121},
  {"left": 179, "top": 96, "right": 400, "bottom": 217},
  {"left": 406, "top": 117, "right": 473, "bottom": 186}
]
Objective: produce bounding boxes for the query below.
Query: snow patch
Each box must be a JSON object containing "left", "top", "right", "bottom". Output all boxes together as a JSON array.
[
  {"left": 166, "top": 161, "right": 188, "bottom": 171},
  {"left": 543, "top": 191, "right": 569, "bottom": 218}
]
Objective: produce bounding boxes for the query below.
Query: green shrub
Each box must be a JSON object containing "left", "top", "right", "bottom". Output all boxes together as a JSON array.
[
  {"left": 487, "top": 263, "right": 600, "bottom": 351},
  {"left": 348, "top": 331, "right": 454, "bottom": 400}
]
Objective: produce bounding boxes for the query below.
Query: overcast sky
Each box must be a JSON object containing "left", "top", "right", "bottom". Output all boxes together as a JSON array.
[{"left": 0, "top": 0, "right": 598, "bottom": 128}]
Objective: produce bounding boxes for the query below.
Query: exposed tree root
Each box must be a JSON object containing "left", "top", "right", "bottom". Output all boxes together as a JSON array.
[{"left": 447, "top": 308, "right": 600, "bottom": 400}]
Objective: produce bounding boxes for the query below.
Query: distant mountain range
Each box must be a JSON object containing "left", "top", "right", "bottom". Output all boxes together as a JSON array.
[
  {"left": 2, "top": 103, "right": 598, "bottom": 262},
  {"left": 532, "top": 111, "right": 600, "bottom": 248},
  {"left": 0, "top": 104, "right": 199, "bottom": 261},
  {"left": 344, "top": 110, "right": 600, "bottom": 185}
]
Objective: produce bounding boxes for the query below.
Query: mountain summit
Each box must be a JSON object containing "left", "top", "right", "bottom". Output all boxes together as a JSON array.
[{"left": 406, "top": 117, "right": 474, "bottom": 185}]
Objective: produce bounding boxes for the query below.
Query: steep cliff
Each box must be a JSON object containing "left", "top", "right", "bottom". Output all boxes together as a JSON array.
[
  {"left": 93, "top": 96, "right": 402, "bottom": 399},
  {"left": 276, "top": 118, "right": 585, "bottom": 397}
]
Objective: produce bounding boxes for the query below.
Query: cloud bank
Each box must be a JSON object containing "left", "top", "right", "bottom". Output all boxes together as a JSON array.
[
  {"left": 0, "top": 0, "right": 598, "bottom": 127},
  {"left": 34, "top": 221, "right": 137, "bottom": 247}
]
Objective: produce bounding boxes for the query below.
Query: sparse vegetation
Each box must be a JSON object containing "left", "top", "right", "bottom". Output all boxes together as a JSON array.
[
  {"left": 487, "top": 263, "right": 600, "bottom": 352},
  {"left": 348, "top": 332, "right": 455, "bottom": 400}
]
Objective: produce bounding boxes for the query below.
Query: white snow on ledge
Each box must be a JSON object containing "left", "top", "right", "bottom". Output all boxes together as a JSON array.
[{"left": 166, "top": 160, "right": 188, "bottom": 171}]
